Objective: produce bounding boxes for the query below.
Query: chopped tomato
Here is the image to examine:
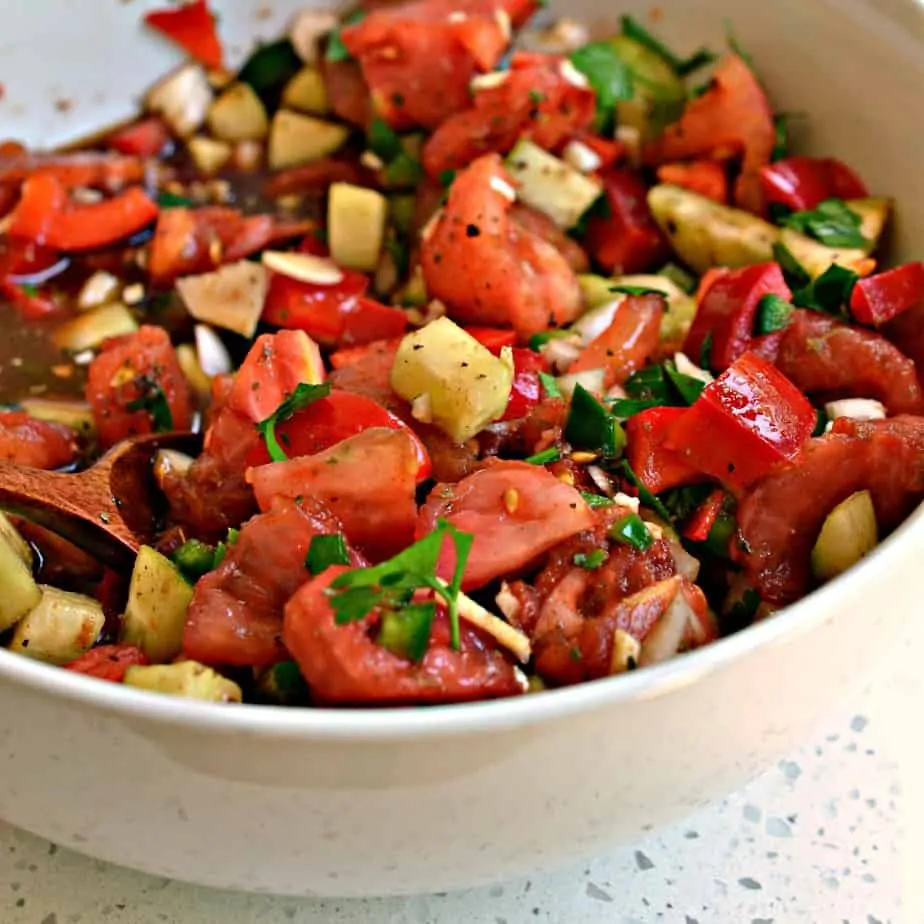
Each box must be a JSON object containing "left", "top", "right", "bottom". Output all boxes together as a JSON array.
[
  {"left": 264, "top": 159, "right": 368, "bottom": 199},
  {"left": 849, "top": 262, "right": 924, "bottom": 326},
  {"left": 759, "top": 156, "right": 868, "bottom": 212},
  {"left": 656, "top": 160, "right": 729, "bottom": 204},
  {"left": 144, "top": 0, "right": 224, "bottom": 70},
  {"left": 884, "top": 298, "right": 924, "bottom": 376},
  {"left": 284, "top": 567, "right": 524, "bottom": 705},
  {"left": 226, "top": 330, "right": 325, "bottom": 424},
  {"left": 644, "top": 54, "right": 775, "bottom": 213},
  {"left": 624, "top": 407, "right": 703, "bottom": 495},
  {"left": 249, "top": 428, "right": 424, "bottom": 562},
  {"left": 421, "top": 154, "right": 582, "bottom": 340},
  {"left": 8, "top": 174, "right": 158, "bottom": 252},
  {"left": 65, "top": 644, "right": 149, "bottom": 683},
  {"left": 570, "top": 293, "right": 664, "bottom": 387},
  {"left": 319, "top": 58, "right": 372, "bottom": 128},
  {"left": 245, "top": 389, "right": 431, "bottom": 478},
  {"left": 0, "top": 151, "right": 149, "bottom": 192},
  {"left": 85, "top": 325, "right": 193, "bottom": 448},
  {"left": 777, "top": 309, "right": 924, "bottom": 416},
  {"left": 684, "top": 262, "right": 792, "bottom": 372},
  {"left": 501, "top": 348, "right": 547, "bottom": 421},
  {"left": 342, "top": 0, "right": 537, "bottom": 130},
  {"left": 465, "top": 327, "right": 517, "bottom": 353},
  {"left": 422, "top": 55, "right": 596, "bottom": 178},
  {"left": 584, "top": 168, "right": 669, "bottom": 275},
  {"left": 328, "top": 337, "right": 403, "bottom": 370},
  {"left": 666, "top": 351, "right": 816, "bottom": 490},
  {"left": 0, "top": 411, "right": 78, "bottom": 469},
  {"left": 734, "top": 416, "right": 924, "bottom": 603},
  {"left": 0, "top": 281, "right": 62, "bottom": 320},
  {"left": 184, "top": 497, "right": 353, "bottom": 668},
  {"left": 509, "top": 203, "right": 590, "bottom": 273},
  {"left": 417, "top": 460, "right": 595, "bottom": 590},
  {"left": 682, "top": 488, "right": 727, "bottom": 543},
  {"left": 107, "top": 118, "right": 172, "bottom": 159}
]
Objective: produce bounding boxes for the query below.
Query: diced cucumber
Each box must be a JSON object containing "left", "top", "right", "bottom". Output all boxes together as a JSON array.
[
  {"left": 267, "top": 110, "right": 349, "bottom": 170},
  {"left": 648, "top": 184, "right": 779, "bottom": 274},
  {"left": 811, "top": 490, "right": 878, "bottom": 583},
  {"left": 176, "top": 261, "right": 269, "bottom": 339},
  {"left": 780, "top": 228, "right": 867, "bottom": 280},
  {"left": 851, "top": 197, "right": 891, "bottom": 253},
  {"left": 207, "top": 83, "right": 269, "bottom": 142},
  {"left": 187, "top": 136, "right": 233, "bottom": 176},
  {"left": 123, "top": 661, "right": 242, "bottom": 702},
  {"left": 53, "top": 303, "right": 139, "bottom": 354},
  {"left": 19, "top": 398, "right": 95, "bottom": 438},
  {"left": 9, "top": 586, "right": 104, "bottom": 665},
  {"left": 389, "top": 194, "right": 416, "bottom": 235},
  {"left": 328, "top": 182, "right": 388, "bottom": 272},
  {"left": 505, "top": 139, "right": 602, "bottom": 230},
  {"left": 0, "top": 514, "right": 41, "bottom": 633},
  {"left": 122, "top": 546, "right": 194, "bottom": 664},
  {"left": 390, "top": 317, "right": 514, "bottom": 442},
  {"left": 145, "top": 63, "right": 212, "bottom": 137},
  {"left": 608, "top": 35, "right": 687, "bottom": 141},
  {"left": 282, "top": 66, "right": 329, "bottom": 114}
]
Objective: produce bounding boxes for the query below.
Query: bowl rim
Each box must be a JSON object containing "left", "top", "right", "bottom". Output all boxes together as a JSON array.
[{"left": 0, "top": 501, "right": 918, "bottom": 741}]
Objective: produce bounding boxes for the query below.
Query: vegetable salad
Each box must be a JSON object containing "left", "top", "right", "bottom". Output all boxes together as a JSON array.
[{"left": 0, "top": 1, "right": 921, "bottom": 707}]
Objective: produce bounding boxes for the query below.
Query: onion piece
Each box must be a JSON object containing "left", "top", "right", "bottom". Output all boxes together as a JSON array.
[{"left": 194, "top": 325, "right": 232, "bottom": 377}]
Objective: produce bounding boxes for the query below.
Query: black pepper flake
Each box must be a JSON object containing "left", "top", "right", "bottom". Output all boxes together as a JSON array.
[
  {"left": 465, "top": 224, "right": 481, "bottom": 238},
  {"left": 392, "top": 92, "right": 405, "bottom": 106},
  {"left": 99, "top": 512, "right": 111, "bottom": 524},
  {"left": 412, "top": 344, "right": 424, "bottom": 351}
]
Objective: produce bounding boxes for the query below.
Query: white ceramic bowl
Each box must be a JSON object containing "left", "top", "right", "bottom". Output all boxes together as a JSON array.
[{"left": 0, "top": 0, "right": 922, "bottom": 899}]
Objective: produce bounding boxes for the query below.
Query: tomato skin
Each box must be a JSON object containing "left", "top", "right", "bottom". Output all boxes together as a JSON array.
[
  {"left": 0, "top": 412, "right": 78, "bottom": 470},
  {"left": 107, "top": 118, "right": 172, "bottom": 158},
  {"left": 759, "top": 156, "right": 868, "bottom": 212},
  {"left": 569, "top": 293, "right": 664, "bottom": 387},
  {"left": 644, "top": 54, "right": 775, "bottom": 213},
  {"left": 417, "top": 460, "right": 595, "bottom": 590},
  {"left": 682, "top": 488, "right": 728, "bottom": 543},
  {"left": 245, "top": 389, "right": 431, "bottom": 478},
  {"left": 666, "top": 351, "right": 816, "bottom": 490},
  {"left": 465, "top": 327, "right": 517, "bottom": 353},
  {"left": 284, "top": 567, "right": 524, "bottom": 706},
  {"left": 584, "top": 168, "right": 669, "bottom": 275},
  {"left": 320, "top": 58, "right": 372, "bottom": 128},
  {"left": 500, "top": 348, "right": 547, "bottom": 421},
  {"left": 144, "top": 0, "right": 224, "bottom": 70},
  {"left": 421, "top": 55, "right": 596, "bottom": 178},
  {"left": 735, "top": 416, "right": 924, "bottom": 604},
  {"left": 777, "top": 309, "right": 924, "bottom": 416},
  {"left": 264, "top": 159, "right": 368, "bottom": 198},
  {"left": 656, "top": 160, "right": 728, "bottom": 204},
  {"left": 85, "top": 326, "right": 193, "bottom": 449},
  {"left": 65, "top": 644, "right": 149, "bottom": 683},
  {"left": 849, "top": 262, "right": 924, "bottom": 326},
  {"left": 509, "top": 204, "right": 590, "bottom": 273},
  {"left": 422, "top": 154, "right": 581, "bottom": 340},
  {"left": 226, "top": 330, "right": 325, "bottom": 425},
  {"left": 684, "top": 262, "right": 792, "bottom": 373},
  {"left": 184, "top": 497, "right": 352, "bottom": 669},
  {"left": 342, "top": 0, "right": 535, "bottom": 131},
  {"left": 248, "top": 427, "right": 424, "bottom": 562},
  {"left": 625, "top": 407, "right": 703, "bottom": 495},
  {"left": 328, "top": 337, "right": 403, "bottom": 370}
]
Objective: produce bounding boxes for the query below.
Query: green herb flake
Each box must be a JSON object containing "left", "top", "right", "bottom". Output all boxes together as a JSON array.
[
  {"left": 771, "top": 242, "right": 811, "bottom": 291},
  {"left": 780, "top": 198, "right": 868, "bottom": 249},
  {"left": 616, "top": 459, "right": 673, "bottom": 522},
  {"left": 256, "top": 382, "right": 332, "bottom": 462},
  {"left": 528, "top": 329, "right": 570, "bottom": 351},
  {"left": 377, "top": 601, "right": 436, "bottom": 662},
  {"left": 172, "top": 538, "right": 217, "bottom": 582},
  {"left": 579, "top": 491, "right": 615, "bottom": 509},
  {"left": 238, "top": 39, "right": 302, "bottom": 107},
  {"left": 305, "top": 533, "right": 351, "bottom": 576},
  {"left": 438, "top": 169, "right": 457, "bottom": 188},
  {"left": 725, "top": 19, "right": 756, "bottom": 71},
  {"left": 19, "top": 282, "right": 39, "bottom": 297},
  {"left": 620, "top": 14, "right": 716, "bottom": 77},
  {"left": 663, "top": 360, "right": 706, "bottom": 405},
  {"left": 573, "top": 548, "right": 608, "bottom": 570},
  {"left": 812, "top": 407, "right": 829, "bottom": 437},
  {"left": 568, "top": 42, "right": 634, "bottom": 134},
  {"left": 754, "top": 293, "right": 794, "bottom": 335},
  {"left": 625, "top": 365, "right": 671, "bottom": 403},
  {"left": 658, "top": 262, "right": 697, "bottom": 294},
  {"left": 608, "top": 397, "right": 663, "bottom": 419},
  {"left": 156, "top": 191, "right": 196, "bottom": 209},
  {"left": 525, "top": 446, "right": 562, "bottom": 466},
  {"left": 659, "top": 483, "right": 715, "bottom": 523},
  {"left": 367, "top": 116, "right": 403, "bottom": 162},
  {"left": 609, "top": 513, "right": 654, "bottom": 551},
  {"left": 564, "top": 384, "right": 627, "bottom": 458},
  {"left": 725, "top": 587, "right": 761, "bottom": 631},
  {"left": 528, "top": 89, "right": 546, "bottom": 104},
  {"left": 609, "top": 284, "right": 665, "bottom": 297},
  {"left": 327, "top": 519, "right": 473, "bottom": 653},
  {"left": 325, "top": 10, "right": 366, "bottom": 62},
  {"left": 771, "top": 113, "right": 790, "bottom": 162},
  {"left": 792, "top": 264, "right": 859, "bottom": 318},
  {"left": 126, "top": 382, "right": 173, "bottom": 433},
  {"left": 383, "top": 150, "right": 424, "bottom": 188},
  {"left": 538, "top": 370, "right": 562, "bottom": 398},
  {"left": 699, "top": 331, "right": 714, "bottom": 372}
]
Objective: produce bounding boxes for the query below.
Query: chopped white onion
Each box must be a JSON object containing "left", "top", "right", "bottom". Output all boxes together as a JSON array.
[
  {"left": 194, "top": 325, "right": 232, "bottom": 378},
  {"left": 495, "top": 582, "right": 522, "bottom": 622},
  {"left": 562, "top": 140, "right": 603, "bottom": 174},
  {"left": 542, "top": 336, "right": 582, "bottom": 372},
  {"left": 587, "top": 464, "right": 614, "bottom": 496},
  {"left": 612, "top": 492, "right": 640, "bottom": 514},
  {"left": 673, "top": 352, "right": 714, "bottom": 385},
  {"left": 488, "top": 175, "right": 517, "bottom": 202},
  {"left": 824, "top": 398, "right": 887, "bottom": 422},
  {"left": 559, "top": 59, "right": 590, "bottom": 88},
  {"left": 557, "top": 367, "right": 605, "bottom": 398},
  {"left": 571, "top": 297, "right": 625, "bottom": 346},
  {"left": 470, "top": 71, "right": 510, "bottom": 91},
  {"left": 289, "top": 9, "right": 340, "bottom": 62},
  {"left": 616, "top": 125, "right": 642, "bottom": 165}
]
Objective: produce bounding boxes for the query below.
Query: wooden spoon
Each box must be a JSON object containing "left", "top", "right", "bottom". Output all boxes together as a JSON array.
[{"left": 0, "top": 431, "right": 199, "bottom": 569}]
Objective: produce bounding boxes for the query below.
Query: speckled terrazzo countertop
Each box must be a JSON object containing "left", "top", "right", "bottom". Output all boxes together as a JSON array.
[{"left": 3, "top": 620, "right": 922, "bottom": 924}]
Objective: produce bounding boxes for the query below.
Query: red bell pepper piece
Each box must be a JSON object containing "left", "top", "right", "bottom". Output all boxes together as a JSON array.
[
  {"left": 342, "top": 296, "right": 408, "bottom": 345},
  {"left": 107, "top": 118, "right": 172, "bottom": 158},
  {"left": 666, "top": 351, "right": 815, "bottom": 490},
  {"left": 245, "top": 389, "right": 431, "bottom": 480},
  {"left": 501, "top": 348, "right": 547, "bottom": 421},
  {"left": 9, "top": 174, "right": 158, "bottom": 252},
  {"left": 656, "top": 160, "right": 729, "bottom": 204},
  {"left": 0, "top": 282, "right": 61, "bottom": 320},
  {"left": 144, "top": 0, "right": 224, "bottom": 70},
  {"left": 65, "top": 644, "right": 149, "bottom": 684},
  {"left": 624, "top": 407, "right": 703, "bottom": 495},
  {"left": 849, "top": 262, "right": 924, "bottom": 326},
  {"left": 465, "top": 327, "right": 517, "bottom": 354},
  {"left": 759, "top": 156, "right": 868, "bottom": 212},
  {"left": 682, "top": 488, "right": 727, "bottom": 543},
  {"left": 584, "top": 168, "right": 668, "bottom": 275},
  {"left": 643, "top": 55, "right": 775, "bottom": 213},
  {"left": 684, "top": 263, "right": 792, "bottom": 372},
  {"left": 570, "top": 292, "right": 664, "bottom": 387}
]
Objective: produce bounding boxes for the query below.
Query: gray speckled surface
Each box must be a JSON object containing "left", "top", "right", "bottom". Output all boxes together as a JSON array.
[{"left": 2, "top": 626, "right": 919, "bottom": 923}]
